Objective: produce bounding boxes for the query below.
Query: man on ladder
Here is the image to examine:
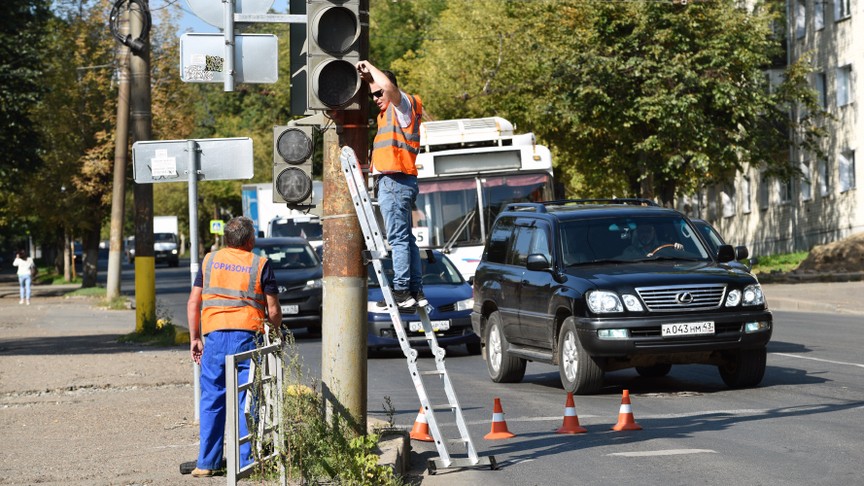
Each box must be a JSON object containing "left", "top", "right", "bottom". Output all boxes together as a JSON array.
[{"left": 356, "top": 59, "right": 427, "bottom": 309}]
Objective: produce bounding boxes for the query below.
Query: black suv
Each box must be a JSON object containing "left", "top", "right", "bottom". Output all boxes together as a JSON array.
[{"left": 471, "top": 200, "right": 772, "bottom": 394}]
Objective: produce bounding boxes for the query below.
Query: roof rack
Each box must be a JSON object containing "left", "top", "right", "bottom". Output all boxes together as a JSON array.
[
  {"left": 544, "top": 198, "right": 660, "bottom": 207},
  {"left": 502, "top": 202, "right": 548, "bottom": 213}
]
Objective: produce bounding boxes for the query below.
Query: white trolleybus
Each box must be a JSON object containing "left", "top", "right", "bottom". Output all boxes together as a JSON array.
[{"left": 411, "top": 117, "right": 556, "bottom": 278}]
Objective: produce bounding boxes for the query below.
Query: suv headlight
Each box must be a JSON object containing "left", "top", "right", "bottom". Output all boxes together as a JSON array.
[
  {"left": 742, "top": 284, "right": 764, "bottom": 306},
  {"left": 587, "top": 290, "right": 623, "bottom": 313},
  {"left": 303, "top": 279, "right": 322, "bottom": 291},
  {"left": 725, "top": 289, "right": 742, "bottom": 307}
]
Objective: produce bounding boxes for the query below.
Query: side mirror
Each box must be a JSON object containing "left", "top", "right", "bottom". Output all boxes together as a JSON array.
[
  {"left": 257, "top": 230, "right": 265, "bottom": 238},
  {"left": 526, "top": 253, "right": 551, "bottom": 271},
  {"left": 467, "top": 276, "right": 474, "bottom": 286},
  {"left": 734, "top": 245, "right": 749, "bottom": 261},
  {"left": 717, "top": 244, "right": 735, "bottom": 263}
]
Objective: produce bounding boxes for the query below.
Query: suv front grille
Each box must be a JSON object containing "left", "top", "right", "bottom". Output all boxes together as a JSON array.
[{"left": 636, "top": 284, "right": 726, "bottom": 311}]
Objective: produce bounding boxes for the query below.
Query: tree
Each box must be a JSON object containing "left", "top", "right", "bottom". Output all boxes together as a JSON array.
[{"left": 395, "top": 1, "right": 823, "bottom": 206}]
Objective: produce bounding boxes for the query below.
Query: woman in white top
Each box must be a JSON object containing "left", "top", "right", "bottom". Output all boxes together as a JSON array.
[{"left": 12, "top": 251, "right": 34, "bottom": 305}]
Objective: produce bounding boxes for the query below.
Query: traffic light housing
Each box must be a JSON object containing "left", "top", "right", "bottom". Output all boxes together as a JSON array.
[
  {"left": 306, "top": 0, "right": 365, "bottom": 111},
  {"left": 273, "top": 125, "right": 315, "bottom": 208}
]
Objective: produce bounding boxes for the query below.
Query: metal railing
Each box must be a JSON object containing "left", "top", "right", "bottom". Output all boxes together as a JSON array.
[{"left": 225, "top": 341, "right": 285, "bottom": 485}]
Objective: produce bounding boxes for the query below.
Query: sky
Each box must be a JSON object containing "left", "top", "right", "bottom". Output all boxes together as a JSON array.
[{"left": 154, "top": 0, "right": 290, "bottom": 34}]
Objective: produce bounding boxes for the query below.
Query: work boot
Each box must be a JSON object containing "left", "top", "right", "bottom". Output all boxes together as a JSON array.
[{"left": 392, "top": 289, "right": 416, "bottom": 309}]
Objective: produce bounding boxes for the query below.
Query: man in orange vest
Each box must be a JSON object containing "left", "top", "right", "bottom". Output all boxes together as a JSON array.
[
  {"left": 356, "top": 59, "right": 427, "bottom": 308},
  {"left": 186, "top": 216, "right": 282, "bottom": 477}
]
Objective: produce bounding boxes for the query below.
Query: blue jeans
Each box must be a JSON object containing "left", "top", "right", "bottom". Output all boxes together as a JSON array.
[
  {"left": 18, "top": 274, "right": 31, "bottom": 300},
  {"left": 377, "top": 173, "right": 422, "bottom": 292},
  {"left": 198, "top": 330, "right": 258, "bottom": 470}
]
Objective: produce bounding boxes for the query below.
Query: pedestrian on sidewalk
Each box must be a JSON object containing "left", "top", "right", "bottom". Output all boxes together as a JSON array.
[
  {"left": 356, "top": 59, "right": 427, "bottom": 309},
  {"left": 186, "top": 216, "right": 282, "bottom": 478},
  {"left": 12, "top": 251, "right": 34, "bottom": 305}
]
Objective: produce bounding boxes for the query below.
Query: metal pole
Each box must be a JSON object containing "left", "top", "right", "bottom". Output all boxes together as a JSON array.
[
  {"left": 223, "top": 0, "right": 235, "bottom": 92},
  {"left": 107, "top": 7, "right": 131, "bottom": 300},
  {"left": 187, "top": 140, "right": 202, "bottom": 421}
]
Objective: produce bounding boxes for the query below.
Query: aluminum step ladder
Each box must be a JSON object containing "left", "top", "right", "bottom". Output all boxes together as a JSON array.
[{"left": 340, "top": 146, "right": 496, "bottom": 474}]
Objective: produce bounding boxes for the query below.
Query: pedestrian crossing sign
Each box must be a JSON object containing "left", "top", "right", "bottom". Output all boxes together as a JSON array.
[{"left": 210, "top": 220, "right": 224, "bottom": 235}]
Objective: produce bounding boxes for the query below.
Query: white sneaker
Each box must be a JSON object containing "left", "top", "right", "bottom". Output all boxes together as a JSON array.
[
  {"left": 19, "top": 299, "right": 23, "bottom": 305},
  {"left": 26, "top": 299, "right": 30, "bottom": 306}
]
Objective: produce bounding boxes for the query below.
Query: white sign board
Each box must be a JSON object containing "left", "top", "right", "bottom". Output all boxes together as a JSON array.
[
  {"left": 187, "top": 0, "right": 275, "bottom": 28},
  {"left": 180, "top": 33, "right": 278, "bottom": 84},
  {"left": 132, "top": 137, "right": 254, "bottom": 184}
]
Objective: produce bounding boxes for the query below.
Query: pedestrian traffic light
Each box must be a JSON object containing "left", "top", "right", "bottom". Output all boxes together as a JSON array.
[
  {"left": 273, "top": 125, "right": 315, "bottom": 208},
  {"left": 306, "top": 0, "right": 365, "bottom": 111}
]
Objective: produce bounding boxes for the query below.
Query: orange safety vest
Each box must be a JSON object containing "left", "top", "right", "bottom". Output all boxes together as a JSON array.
[
  {"left": 371, "top": 93, "right": 423, "bottom": 176},
  {"left": 200, "top": 248, "right": 268, "bottom": 335}
]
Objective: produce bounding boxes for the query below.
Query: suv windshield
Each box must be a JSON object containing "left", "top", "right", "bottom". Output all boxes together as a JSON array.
[
  {"left": 560, "top": 215, "right": 710, "bottom": 265},
  {"left": 270, "top": 219, "right": 323, "bottom": 240}
]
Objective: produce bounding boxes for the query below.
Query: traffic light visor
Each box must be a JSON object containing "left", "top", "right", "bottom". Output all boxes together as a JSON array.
[
  {"left": 275, "top": 167, "right": 314, "bottom": 203},
  {"left": 276, "top": 127, "right": 314, "bottom": 164}
]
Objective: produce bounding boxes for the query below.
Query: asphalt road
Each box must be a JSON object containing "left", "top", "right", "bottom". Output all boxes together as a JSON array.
[{"left": 105, "top": 258, "right": 864, "bottom": 484}]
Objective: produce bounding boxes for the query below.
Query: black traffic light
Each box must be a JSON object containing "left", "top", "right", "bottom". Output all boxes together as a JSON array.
[
  {"left": 306, "top": 0, "right": 365, "bottom": 110},
  {"left": 273, "top": 125, "right": 315, "bottom": 208}
]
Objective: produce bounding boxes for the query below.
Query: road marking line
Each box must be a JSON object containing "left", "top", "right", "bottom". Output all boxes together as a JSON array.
[
  {"left": 608, "top": 449, "right": 717, "bottom": 457},
  {"left": 772, "top": 352, "right": 864, "bottom": 369}
]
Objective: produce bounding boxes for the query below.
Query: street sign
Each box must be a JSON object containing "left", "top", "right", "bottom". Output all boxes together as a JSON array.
[
  {"left": 180, "top": 33, "right": 278, "bottom": 84},
  {"left": 210, "top": 220, "right": 225, "bottom": 235},
  {"left": 187, "top": 0, "right": 274, "bottom": 28},
  {"left": 132, "top": 137, "right": 253, "bottom": 184}
]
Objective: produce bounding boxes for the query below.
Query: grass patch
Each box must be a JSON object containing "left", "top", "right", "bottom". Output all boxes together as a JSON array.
[
  {"left": 118, "top": 300, "right": 182, "bottom": 346},
  {"left": 752, "top": 251, "right": 809, "bottom": 274}
]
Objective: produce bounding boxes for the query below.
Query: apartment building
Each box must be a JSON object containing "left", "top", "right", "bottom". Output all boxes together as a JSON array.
[{"left": 690, "top": 0, "right": 861, "bottom": 256}]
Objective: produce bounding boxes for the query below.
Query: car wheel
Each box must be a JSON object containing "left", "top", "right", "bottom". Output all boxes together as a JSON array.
[
  {"left": 465, "top": 341, "right": 482, "bottom": 356},
  {"left": 719, "top": 347, "right": 766, "bottom": 388},
  {"left": 484, "top": 311, "right": 526, "bottom": 383},
  {"left": 636, "top": 363, "right": 672, "bottom": 377},
  {"left": 557, "top": 317, "right": 604, "bottom": 394}
]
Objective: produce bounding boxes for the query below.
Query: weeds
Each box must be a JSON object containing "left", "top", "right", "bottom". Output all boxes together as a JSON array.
[
  {"left": 118, "top": 299, "right": 177, "bottom": 346},
  {"left": 751, "top": 251, "right": 809, "bottom": 274},
  {"left": 248, "top": 333, "right": 402, "bottom": 486}
]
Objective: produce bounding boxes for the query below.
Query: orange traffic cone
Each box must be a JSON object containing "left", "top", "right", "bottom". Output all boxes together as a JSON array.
[
  {"left": 484, "top": 397, "right": 516, "bottom": 440},
  {"left": 611, "top": 389, "right": 642, "bottom": 431},
  {"left": 556, "top": 392, "right": 588, "bottom": 434},
  {"left": 409, "top": 407, "right": 434, "bottom": 442}
]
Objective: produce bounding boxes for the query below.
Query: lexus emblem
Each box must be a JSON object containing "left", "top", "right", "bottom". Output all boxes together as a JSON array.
[{"left": 676, "top": 292, "right": 694, "bottom": 304}]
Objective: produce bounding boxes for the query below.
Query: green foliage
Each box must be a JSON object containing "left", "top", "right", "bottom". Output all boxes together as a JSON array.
[
  {"left": 250, "top": 335, "right": 401, "bottom": 485},
  {"left": 752, "top": 251, "right": 809, "bottom": 275}
]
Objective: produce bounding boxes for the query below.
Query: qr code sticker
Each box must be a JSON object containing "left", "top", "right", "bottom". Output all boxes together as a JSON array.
[{"left": 205, "top": 55, "right": 224, "bottom": 72}]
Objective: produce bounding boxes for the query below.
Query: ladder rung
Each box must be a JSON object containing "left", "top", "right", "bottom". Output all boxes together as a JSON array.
[
  {"left": 433, "top": 403, "right": 456, "bottom": 411},
  {"left": 419, "top": 370, "right": 446, "bottom": 376},
  {"left": 447, "top": 437, "right": 470, "bottom": 445}
]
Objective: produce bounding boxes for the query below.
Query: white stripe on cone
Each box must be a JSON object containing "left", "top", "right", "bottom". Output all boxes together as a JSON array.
[
  {"left": 492, "top": 412, "right": 505, "bottom": 422},
  {"left": 564, "top": 407, "right": 577, "bottom": 417},
  {"left": 619, "top": 404, "right": 632, "bottom": 413}
]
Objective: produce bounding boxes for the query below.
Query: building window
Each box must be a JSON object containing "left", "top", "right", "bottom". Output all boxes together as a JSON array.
[
  {"left": 836, "top": 65, "right": 853, "bottom": 107},
  {"left": 779, "top": 178, "right": 793, "bottom": 204},
  {"left": 839, "top": 151, "right": 856, "bottom": 193},
  {"left": 814, "top": 72, "right": 827, "bottom": 109},
  {"left": 815, "top": 1, "right": 825, "bottom": 29},
  {"left": 818, "top": 159, "right": 830, "bottom": 196},
  {"left": 742, "top": 176, "right": 752, "bottom": 214},
  {"left": 759, "top": 173, "right": 770, "bottom": 209},
  {"left": 796, "top": 0, "right": 807, "bottom": 38},
  {"left": 801, "top": 162, "right": 812, "bottom": 201},
  {"left": 835, "top": 0, "right": 852, "bottom": 20},
  {"left": 721, "top": 185, "right": 736, "bottom": 218}
]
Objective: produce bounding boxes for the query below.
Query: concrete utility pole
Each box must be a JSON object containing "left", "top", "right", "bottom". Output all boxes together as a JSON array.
[
  {"left": 321, "top": 107, "right": 369, "bottom": 435},
  {"left": 107, "top": 7, "right": 131, "bottom": 300},
  {"left": 130, "top": 1, "right": 155, "bottom": 332}
]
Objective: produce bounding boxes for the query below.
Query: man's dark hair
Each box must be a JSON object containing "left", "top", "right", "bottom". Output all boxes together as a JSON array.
[
  {"left": 382, "top": 69, "right": 398, "bottom": 88},
  {"left": 224, "top": 216, "right": 255, "bottom": 249}
]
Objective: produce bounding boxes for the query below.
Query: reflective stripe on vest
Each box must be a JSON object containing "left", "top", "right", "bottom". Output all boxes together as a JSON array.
[
  {"left": 200, "top": 248, "right": 268, "bottom": 334},
  {"left": 371, "top": 94, "right": 423, "bottom": 175}
]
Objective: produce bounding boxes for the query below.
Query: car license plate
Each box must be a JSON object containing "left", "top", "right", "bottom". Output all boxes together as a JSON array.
[
  {"left": 662, "top": 321, "right": 714, "bottom": 337},
  {"left": 281, "top": 305, "right": 299, "bottom": 315},
  {"left": 409, "top": 320, "right": 450, "bottom": 332}
]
